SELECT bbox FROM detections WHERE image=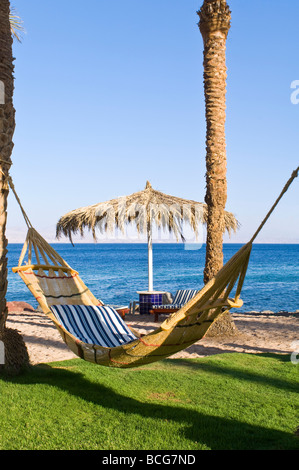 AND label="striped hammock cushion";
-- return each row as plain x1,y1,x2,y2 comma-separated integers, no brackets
50,304,137,348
